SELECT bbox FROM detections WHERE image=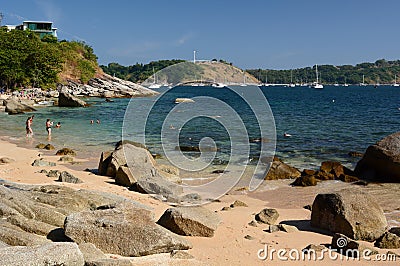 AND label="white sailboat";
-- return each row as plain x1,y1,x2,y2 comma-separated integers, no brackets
148,67,161,89
310,64,323,89
289,70,295,87
240,73,247,86
344,77,349,87
359,75,366,86
393,75,399,87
